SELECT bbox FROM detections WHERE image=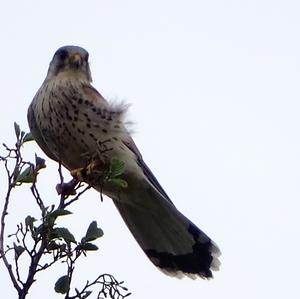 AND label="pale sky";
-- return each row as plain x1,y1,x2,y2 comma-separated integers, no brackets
1,1,300,298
